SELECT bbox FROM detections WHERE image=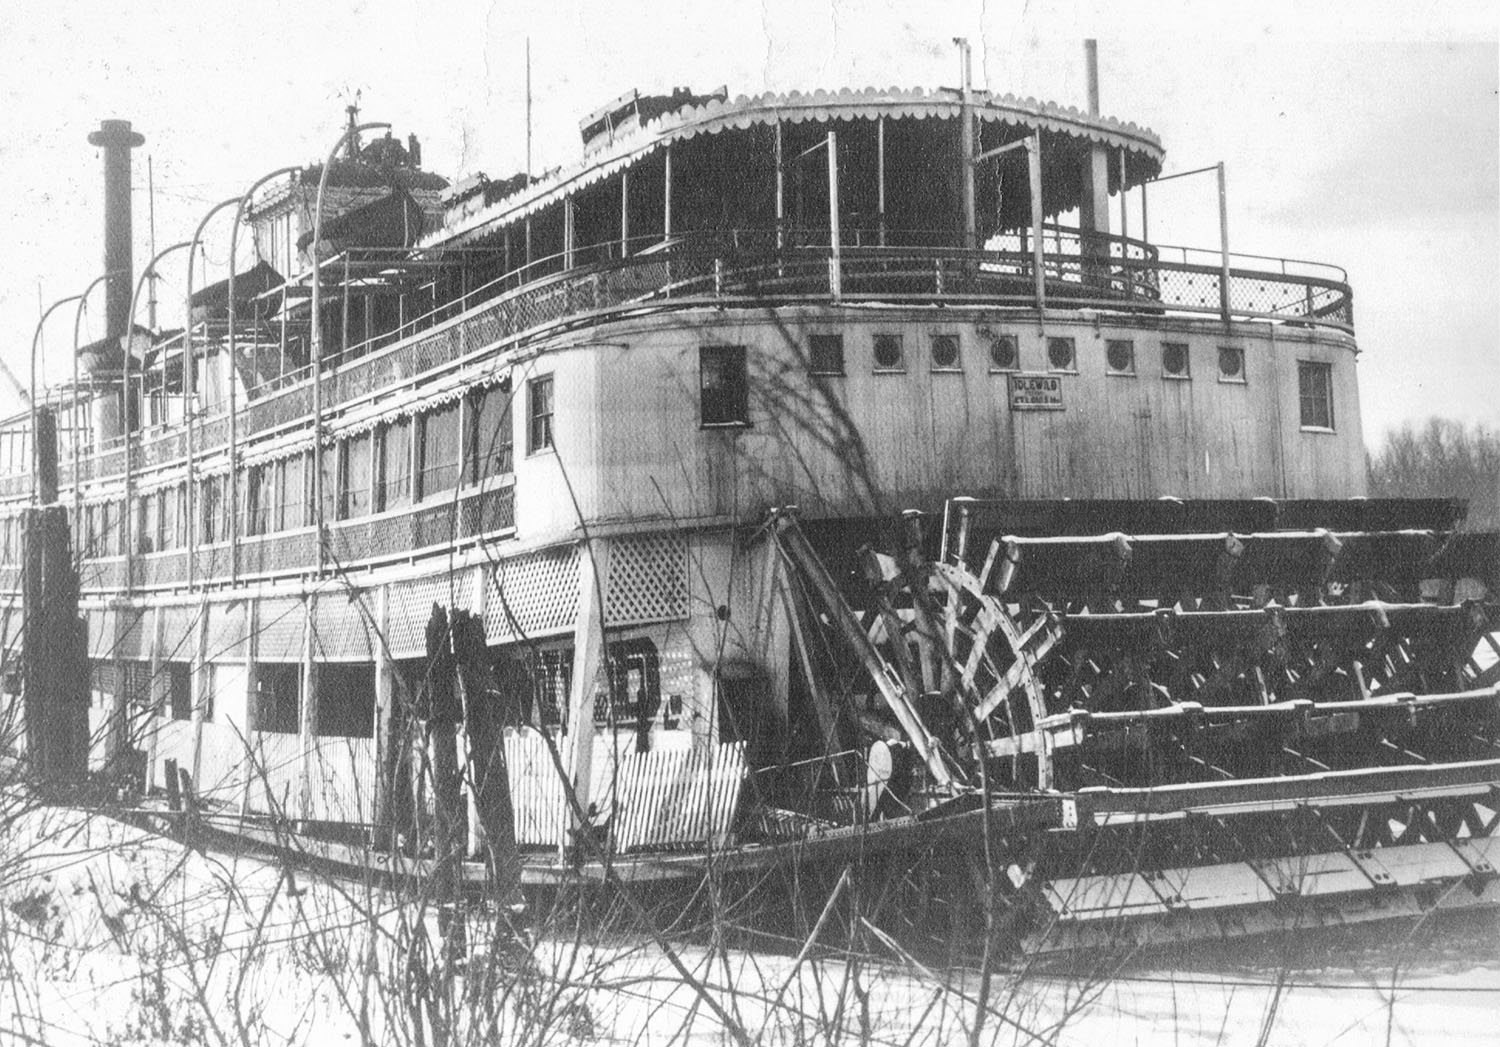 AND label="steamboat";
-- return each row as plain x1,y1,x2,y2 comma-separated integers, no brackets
5,43,1498,955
